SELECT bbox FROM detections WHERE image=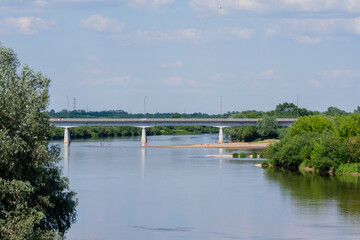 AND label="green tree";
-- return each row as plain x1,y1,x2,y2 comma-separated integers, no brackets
325,106,346,117
275,102,310,118
289,115,335,136
257,115,278,139
0,44,77,239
